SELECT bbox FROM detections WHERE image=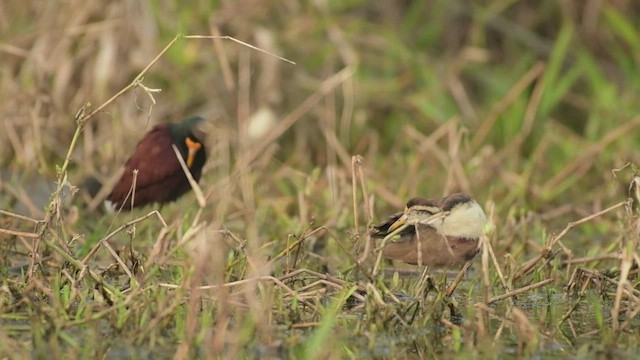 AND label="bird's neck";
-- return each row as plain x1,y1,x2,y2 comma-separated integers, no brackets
436,202,487,238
